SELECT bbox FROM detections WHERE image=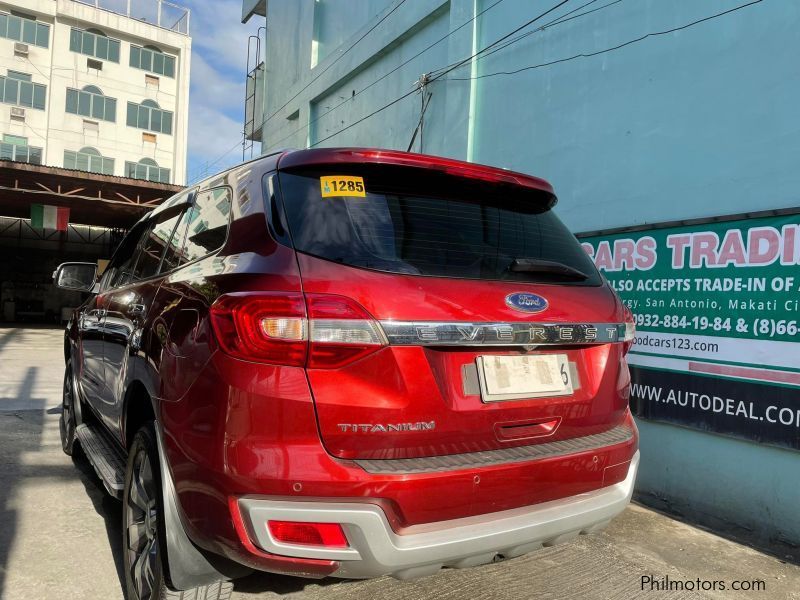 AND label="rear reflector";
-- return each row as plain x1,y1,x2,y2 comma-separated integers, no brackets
268,521,349,548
